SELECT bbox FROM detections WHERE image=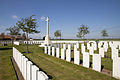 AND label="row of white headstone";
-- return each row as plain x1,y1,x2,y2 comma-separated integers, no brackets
77,41,120,79
14,41,20,45
24,40,84,45
13,47,48,80
44,44,101,72
44,41,120,79
24,41,43,45
79,41,120,79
